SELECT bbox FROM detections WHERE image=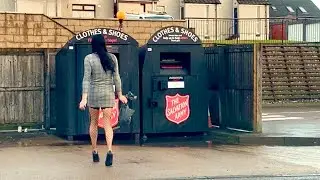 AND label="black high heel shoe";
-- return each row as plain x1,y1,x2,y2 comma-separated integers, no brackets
105,151,113,166
92,151,100,163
